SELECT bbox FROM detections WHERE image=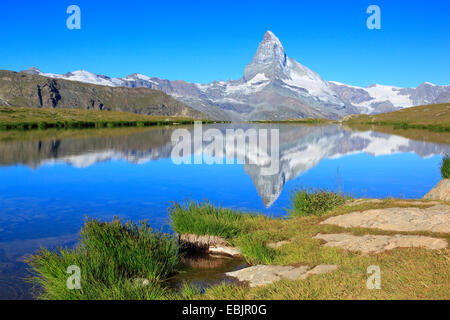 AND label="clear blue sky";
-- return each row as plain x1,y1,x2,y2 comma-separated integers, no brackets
0,0,448,87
